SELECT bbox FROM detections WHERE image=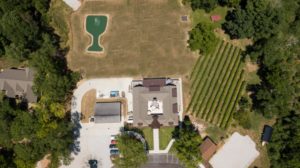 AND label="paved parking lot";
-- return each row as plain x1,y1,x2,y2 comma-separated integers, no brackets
71,78,134,115
62,123,122,168
63,78,134,168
